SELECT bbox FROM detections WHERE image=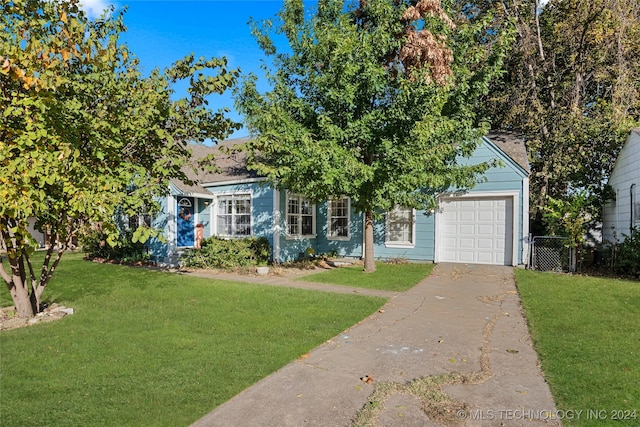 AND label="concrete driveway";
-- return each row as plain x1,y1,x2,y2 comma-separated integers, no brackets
190,263,561,426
